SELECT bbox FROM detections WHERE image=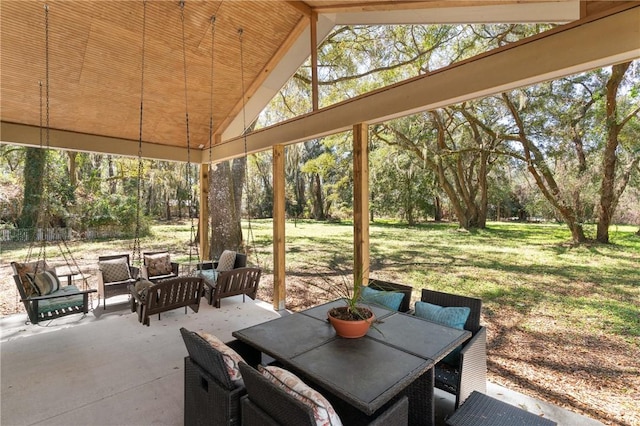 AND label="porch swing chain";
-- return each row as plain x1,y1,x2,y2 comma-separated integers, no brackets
238,28,259,267
181,1,198,272
208,16,216,166
132,0,147,273
39,4,88,291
